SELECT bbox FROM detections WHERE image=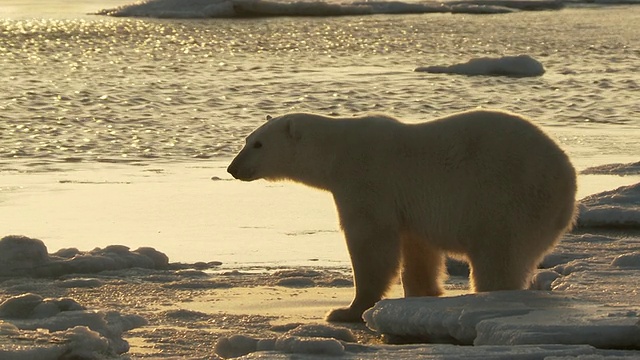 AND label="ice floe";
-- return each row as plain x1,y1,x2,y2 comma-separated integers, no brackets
95,0,568,18
363,291,640,348
414,55,545,77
